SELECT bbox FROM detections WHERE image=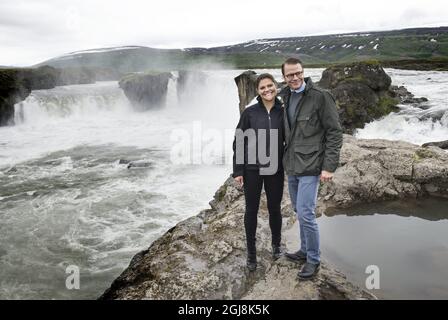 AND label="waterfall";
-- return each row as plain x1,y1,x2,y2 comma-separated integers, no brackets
165,71,178,109
14,81,131,124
